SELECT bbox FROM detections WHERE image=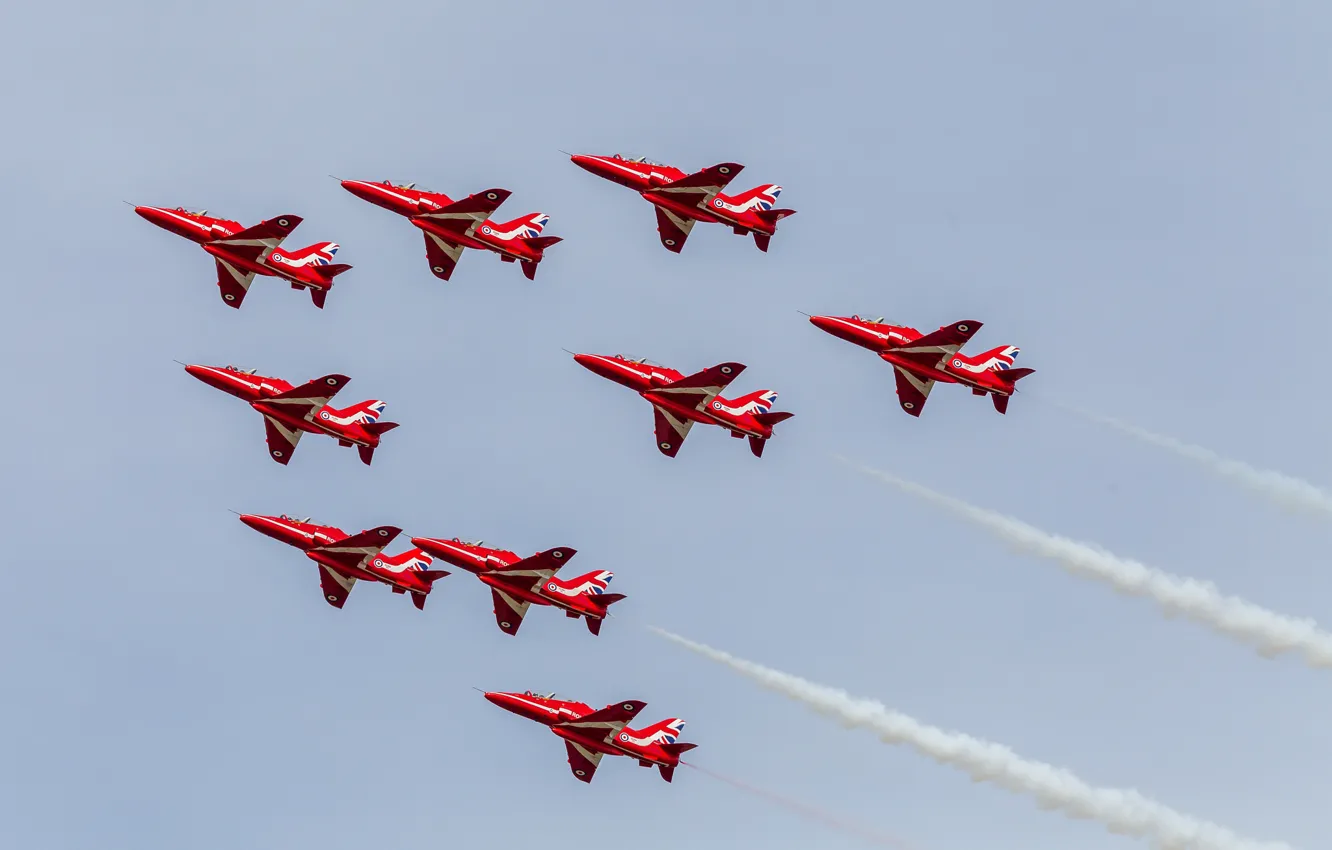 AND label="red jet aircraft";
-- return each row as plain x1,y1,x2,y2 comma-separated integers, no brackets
183,363,399,465
484,690,696,783
807,315,1035,416
569,153,795,253
134,205,351,308
339,179,561,281
572,353,793,457
239,513,448,609
409,536,625,636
